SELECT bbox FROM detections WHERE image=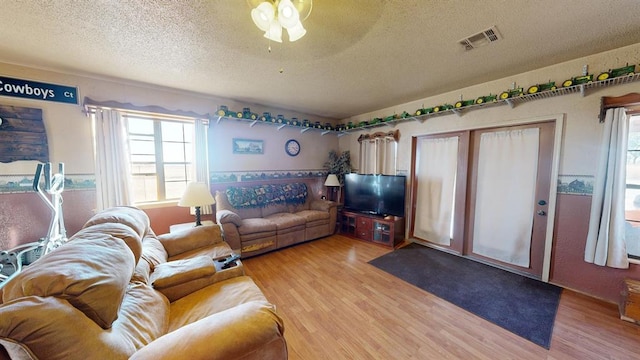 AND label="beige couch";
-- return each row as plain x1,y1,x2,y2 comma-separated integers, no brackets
215,182,338,257
0,206,287,360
